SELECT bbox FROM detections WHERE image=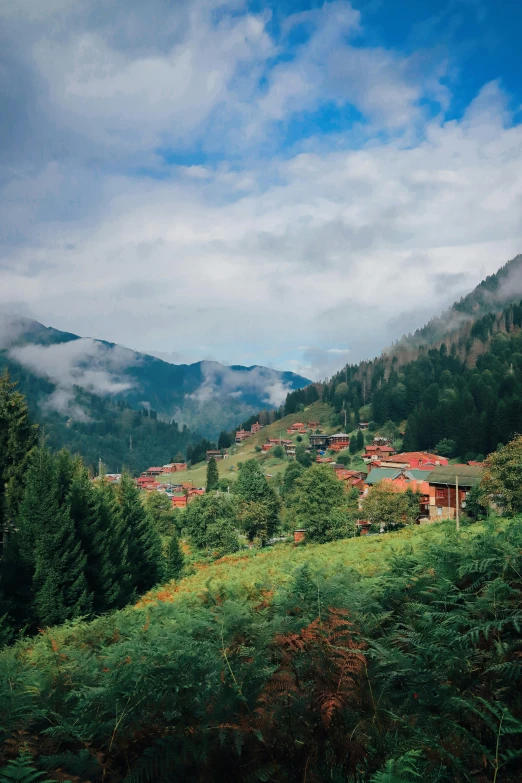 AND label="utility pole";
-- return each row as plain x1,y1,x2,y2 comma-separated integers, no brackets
129,435,133,452
455,475,460,532
98,457,102,478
